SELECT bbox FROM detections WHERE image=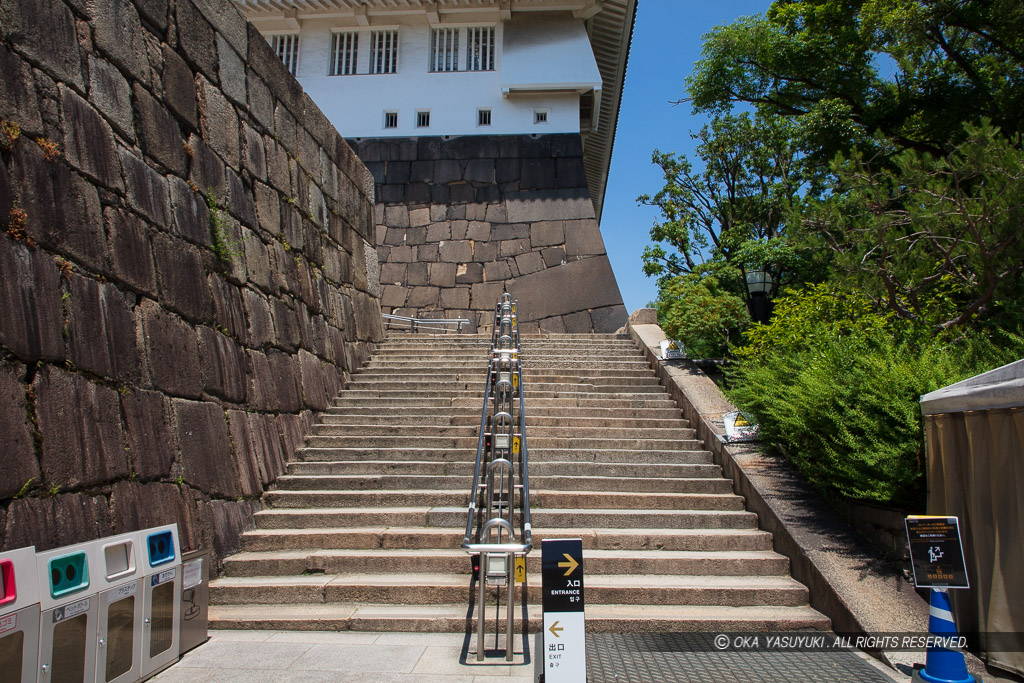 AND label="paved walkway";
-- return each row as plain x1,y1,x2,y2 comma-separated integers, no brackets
153,630,908,682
